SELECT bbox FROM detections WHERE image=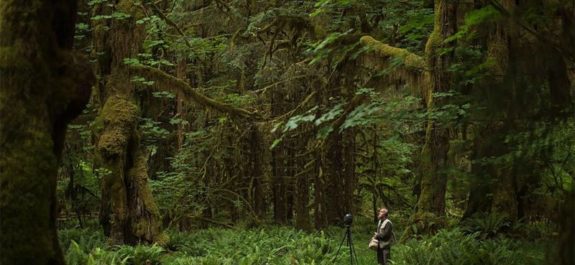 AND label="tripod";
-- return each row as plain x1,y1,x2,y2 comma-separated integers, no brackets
334,225,359,265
